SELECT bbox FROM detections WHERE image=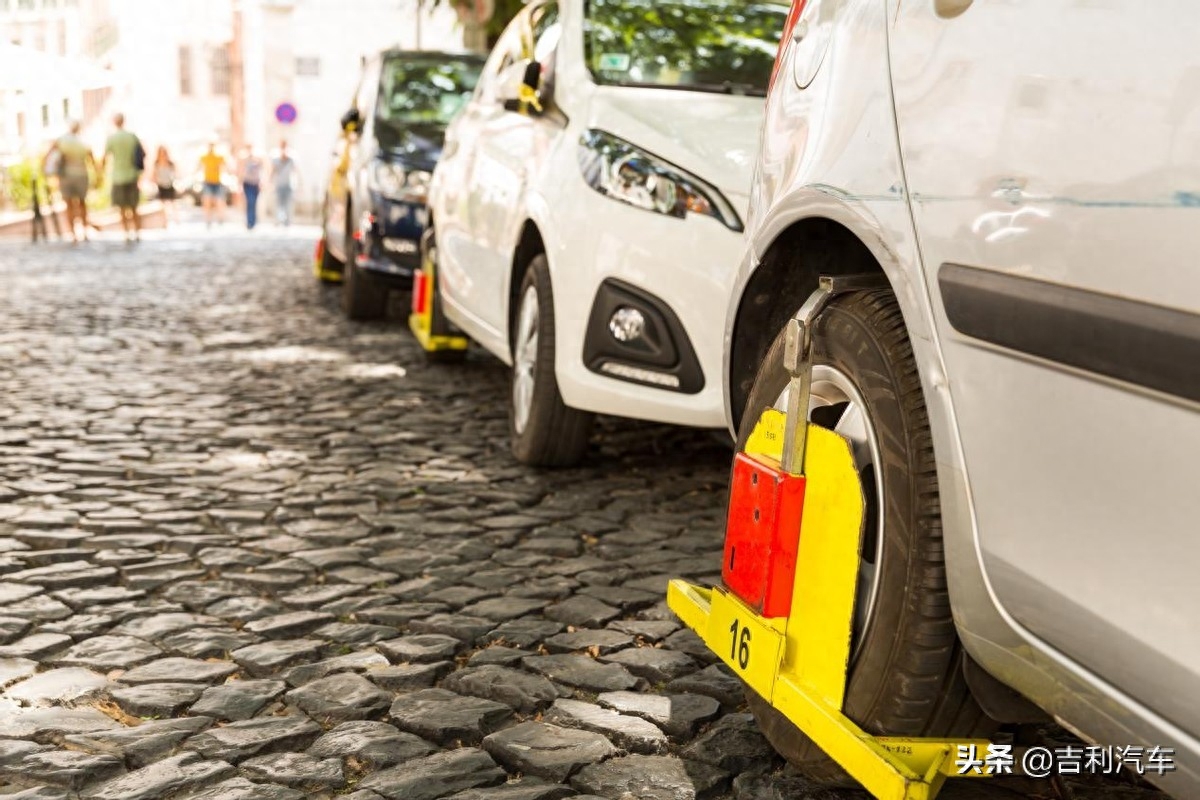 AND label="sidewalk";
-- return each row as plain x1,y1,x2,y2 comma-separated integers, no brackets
0,200,167,240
